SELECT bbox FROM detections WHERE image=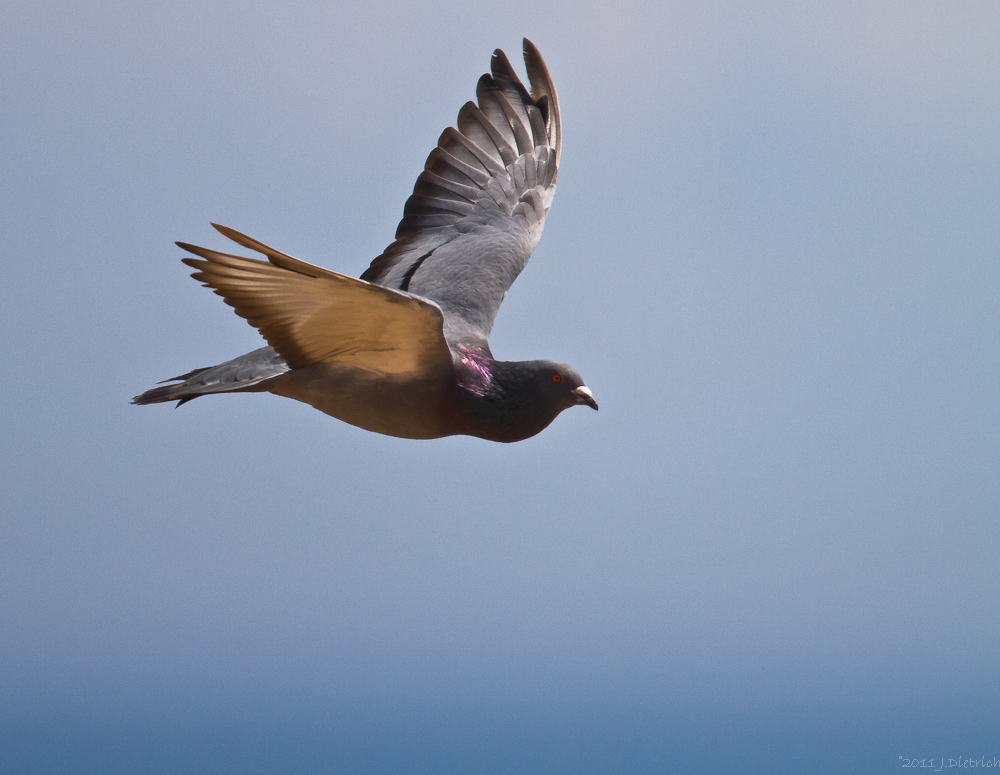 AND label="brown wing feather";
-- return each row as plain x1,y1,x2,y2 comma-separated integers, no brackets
178,229,451,376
